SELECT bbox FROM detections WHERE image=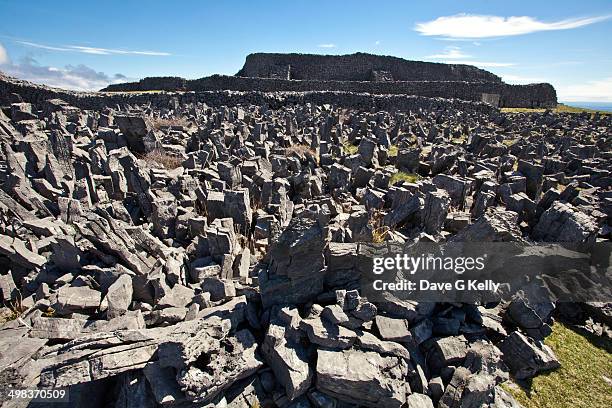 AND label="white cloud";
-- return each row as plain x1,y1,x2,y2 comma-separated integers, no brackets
0,54,129,91
557,77,612,102
317,43,337,48
0,43,8,64
441,60,516,68
375,40,381,45
426,46,471,59
500,74,546,84
415,14,611,39
69,46,171,56
16,40,171,56
424,46,514,68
